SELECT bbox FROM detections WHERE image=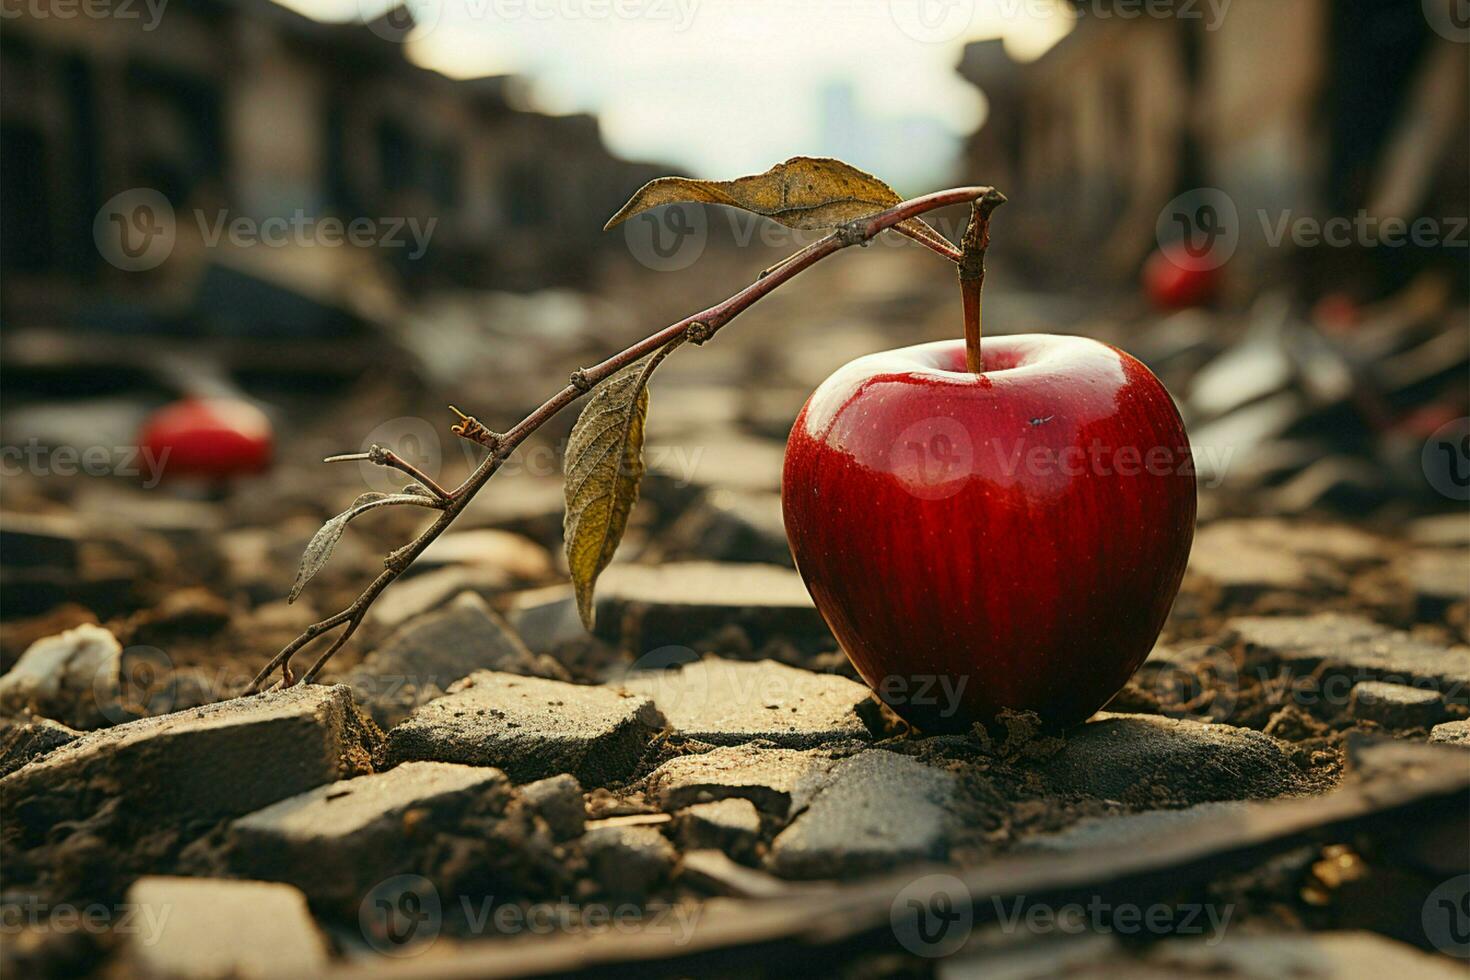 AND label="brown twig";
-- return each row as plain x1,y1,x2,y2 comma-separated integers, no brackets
245,184,1001,694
